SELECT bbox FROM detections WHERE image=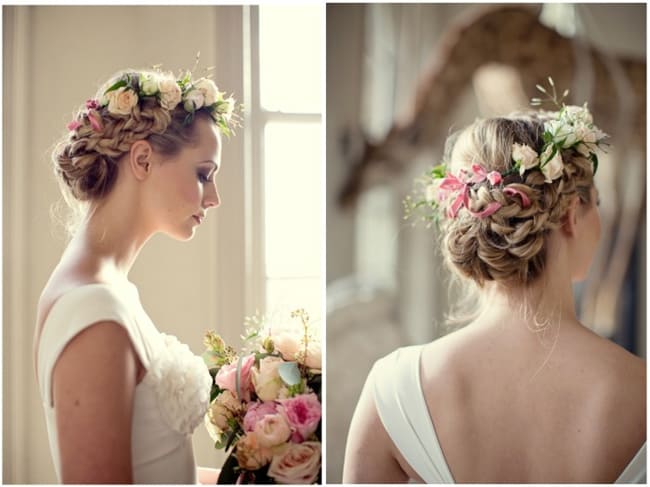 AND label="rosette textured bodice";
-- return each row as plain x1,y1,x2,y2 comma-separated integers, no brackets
37,283,211,483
